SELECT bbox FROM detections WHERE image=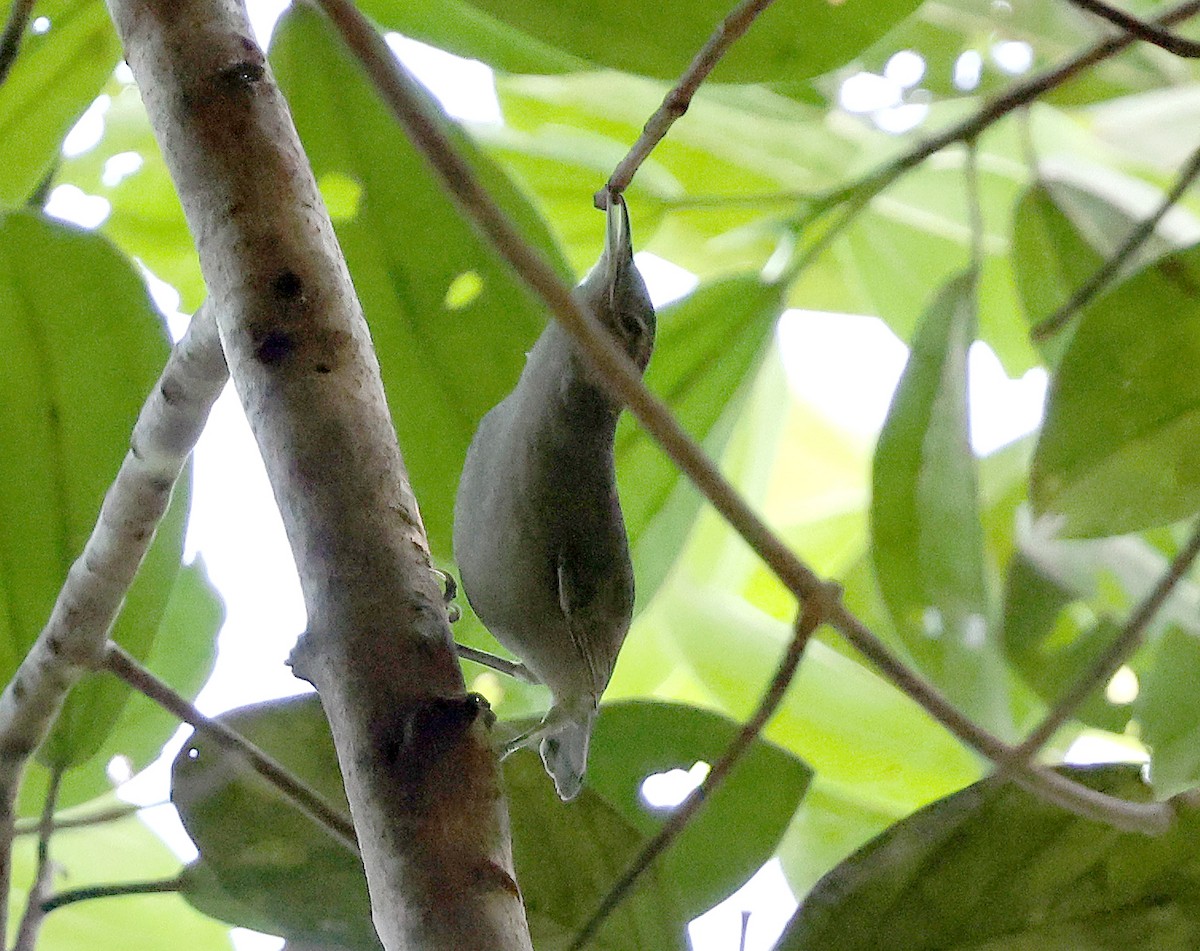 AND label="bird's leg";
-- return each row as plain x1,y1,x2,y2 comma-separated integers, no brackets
455,644,540,684
433,568,462,623
499,704,571,760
